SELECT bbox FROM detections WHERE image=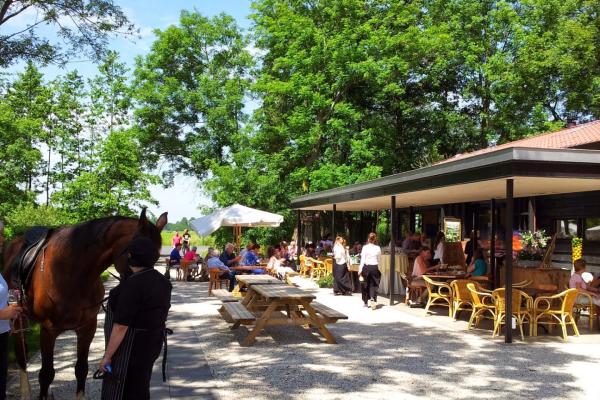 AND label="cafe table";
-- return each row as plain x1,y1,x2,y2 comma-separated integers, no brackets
237,284,343,346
